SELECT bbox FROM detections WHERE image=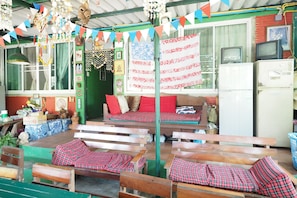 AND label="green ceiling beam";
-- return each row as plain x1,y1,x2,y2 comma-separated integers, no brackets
71,0,209,21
